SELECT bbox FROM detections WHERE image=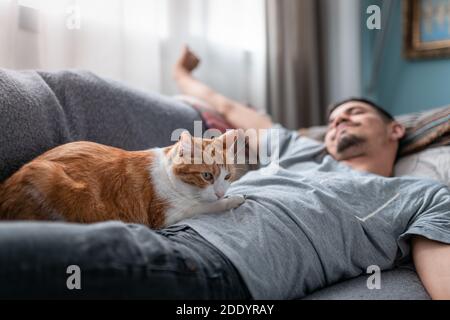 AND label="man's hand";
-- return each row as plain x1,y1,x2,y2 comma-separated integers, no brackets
412,236,450,299
173,45,201,78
